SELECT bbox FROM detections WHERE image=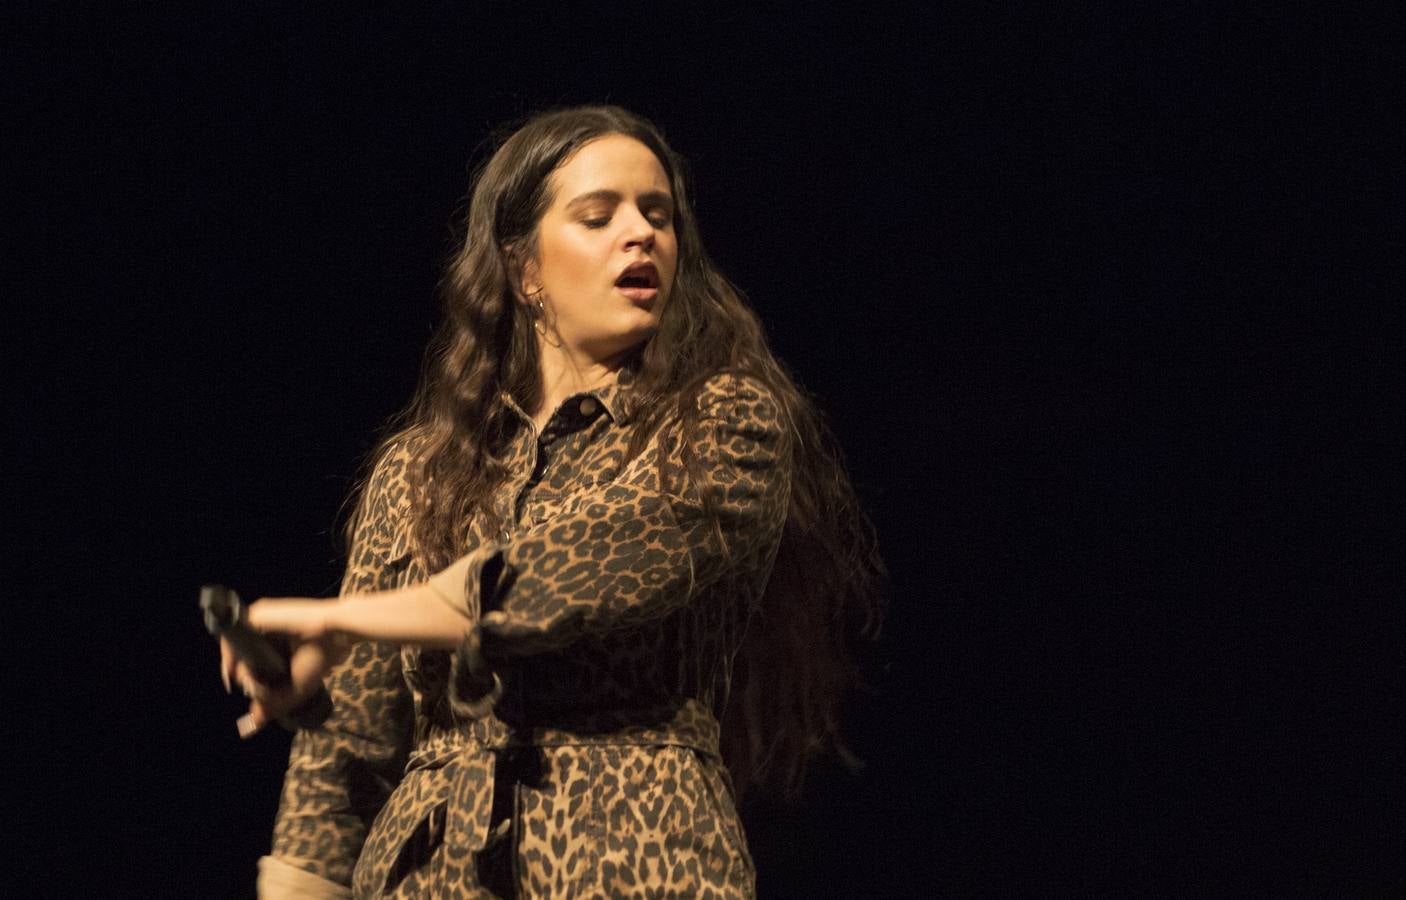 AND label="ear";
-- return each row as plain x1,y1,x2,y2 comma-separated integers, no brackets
519,257,542,303
503,243,540,305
